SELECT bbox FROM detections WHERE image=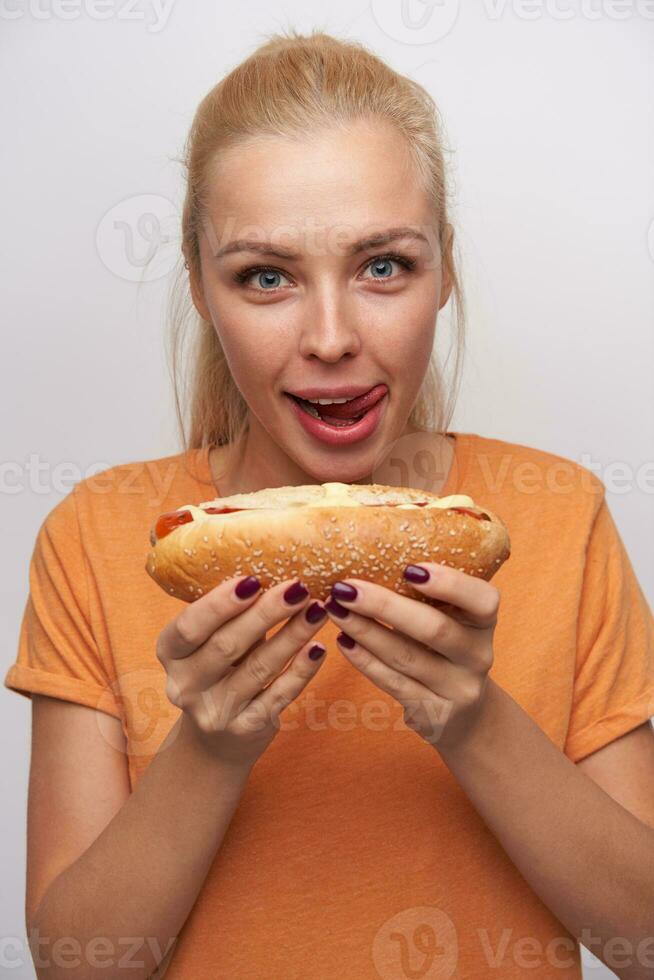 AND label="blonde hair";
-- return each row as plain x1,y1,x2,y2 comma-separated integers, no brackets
168,28,466,477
